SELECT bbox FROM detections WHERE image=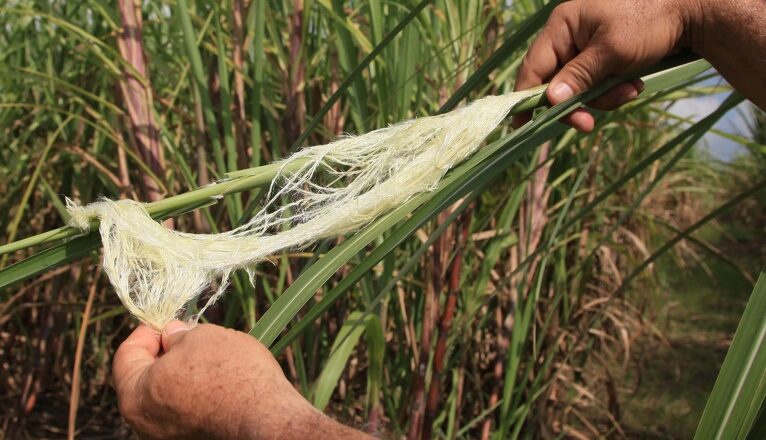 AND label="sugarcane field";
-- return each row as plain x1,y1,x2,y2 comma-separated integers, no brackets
1,0,765,438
